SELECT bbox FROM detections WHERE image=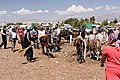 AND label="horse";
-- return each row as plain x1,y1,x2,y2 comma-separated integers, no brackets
87,39,101,61
72,30,89,60
61,30,72,43
39,34,61,58
39,35,53,58
73,38,85,63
